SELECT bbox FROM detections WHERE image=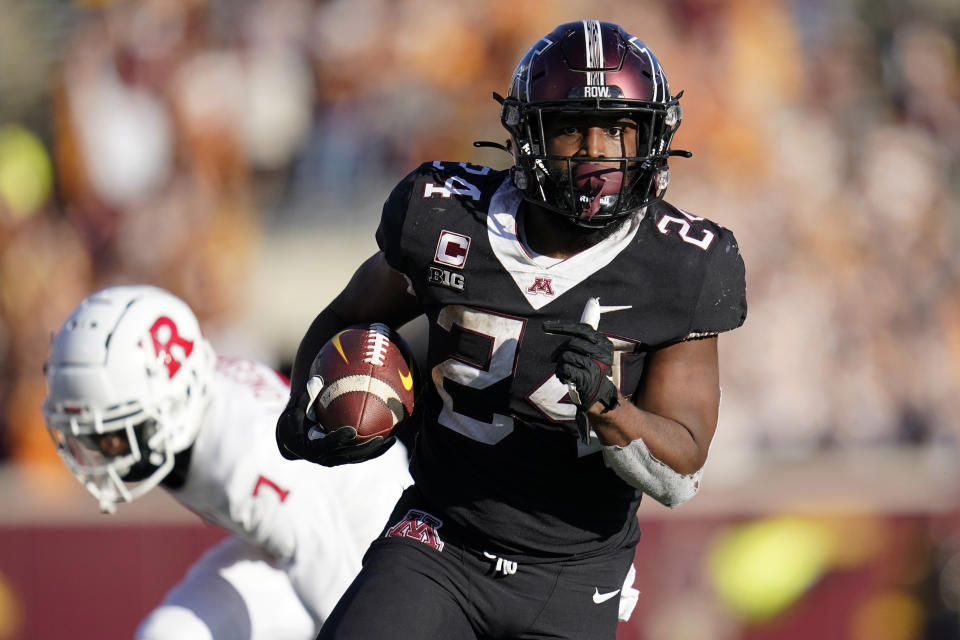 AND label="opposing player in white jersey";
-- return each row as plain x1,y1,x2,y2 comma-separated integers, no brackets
42,285,413,640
